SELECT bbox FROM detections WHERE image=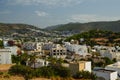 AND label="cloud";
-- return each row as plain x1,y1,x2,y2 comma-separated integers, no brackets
35,11,48,17
7,0,84,6
0,10,11,14
68,14,120,22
